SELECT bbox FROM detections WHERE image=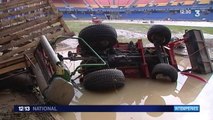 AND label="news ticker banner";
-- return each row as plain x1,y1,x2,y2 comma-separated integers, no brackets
14,105,200,112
